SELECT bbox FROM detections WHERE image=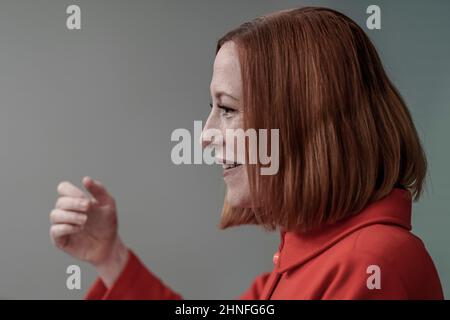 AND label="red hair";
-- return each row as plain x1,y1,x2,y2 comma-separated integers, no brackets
216,7,427,232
